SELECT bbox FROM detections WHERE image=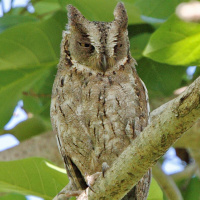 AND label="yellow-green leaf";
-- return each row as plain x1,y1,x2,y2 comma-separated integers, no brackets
143,15,200,66
147,177,163,200
0,157,68,200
